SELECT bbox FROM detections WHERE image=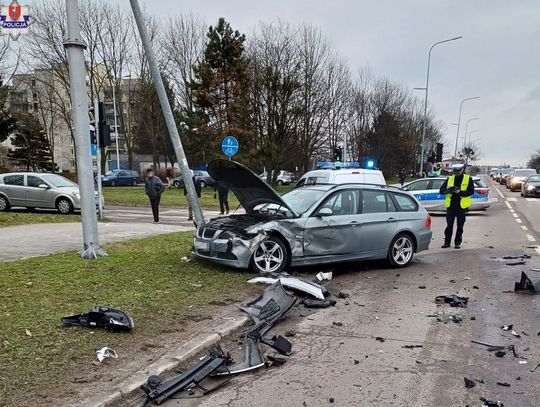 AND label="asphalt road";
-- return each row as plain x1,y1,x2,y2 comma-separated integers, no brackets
159,177,540,407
